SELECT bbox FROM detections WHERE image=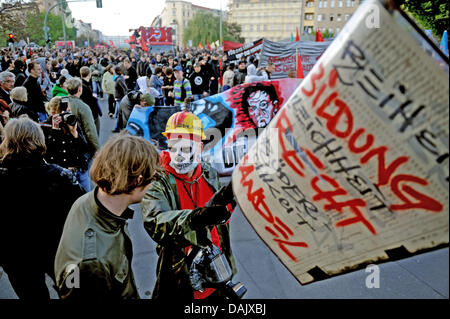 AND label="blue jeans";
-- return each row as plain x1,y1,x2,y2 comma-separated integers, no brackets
114,99,121,130
92,80,103,97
